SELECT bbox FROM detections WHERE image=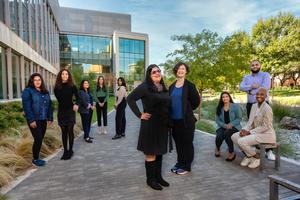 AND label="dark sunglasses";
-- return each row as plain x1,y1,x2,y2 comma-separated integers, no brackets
151,69,161,75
